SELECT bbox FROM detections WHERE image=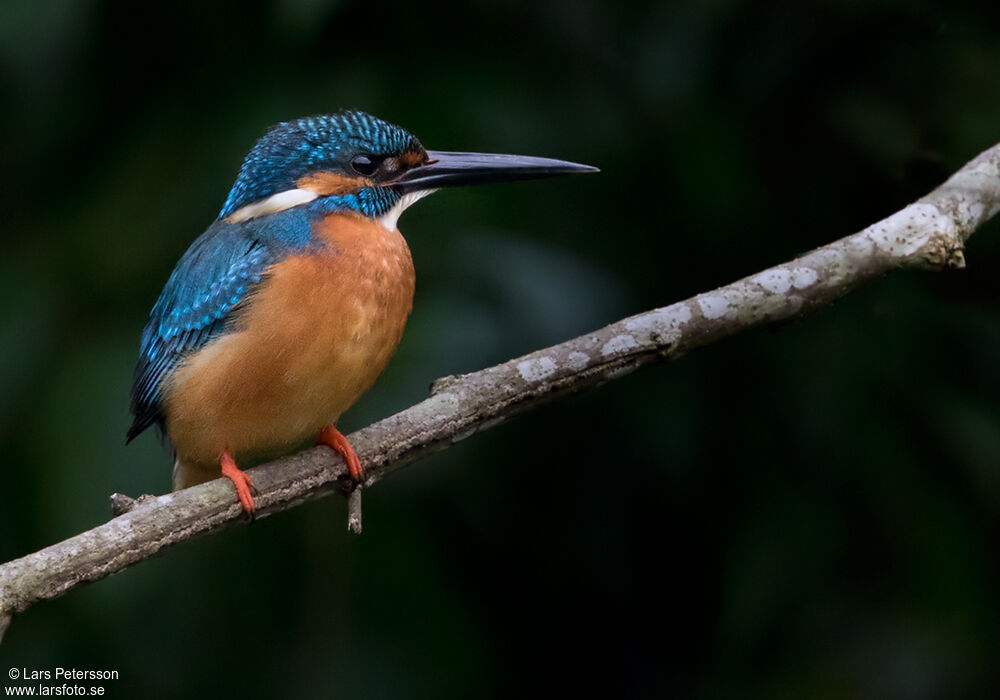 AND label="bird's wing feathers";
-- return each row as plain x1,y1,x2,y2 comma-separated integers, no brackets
127,211,314,442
